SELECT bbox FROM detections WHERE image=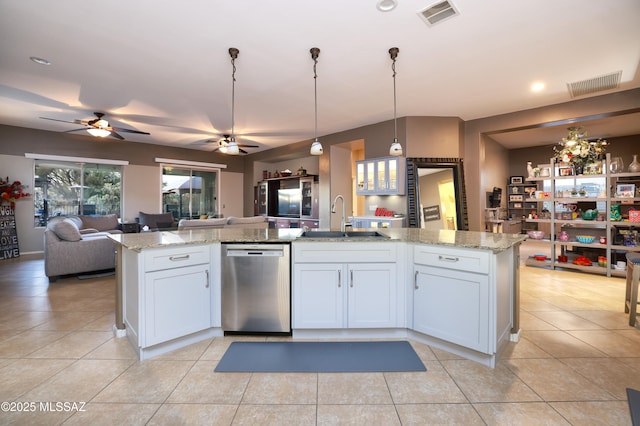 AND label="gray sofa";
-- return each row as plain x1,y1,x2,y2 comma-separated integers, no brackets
178,216,268,230
44,214,122,281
